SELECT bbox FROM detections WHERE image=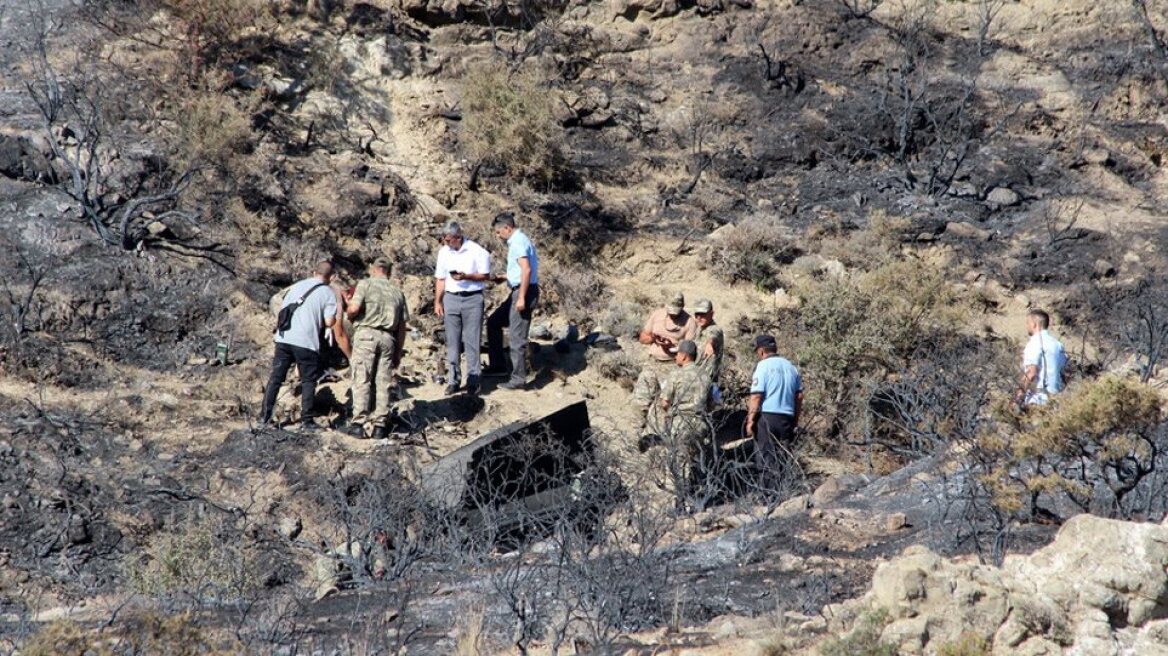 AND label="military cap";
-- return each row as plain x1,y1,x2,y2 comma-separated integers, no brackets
666,292,685,315
694,299,713,314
